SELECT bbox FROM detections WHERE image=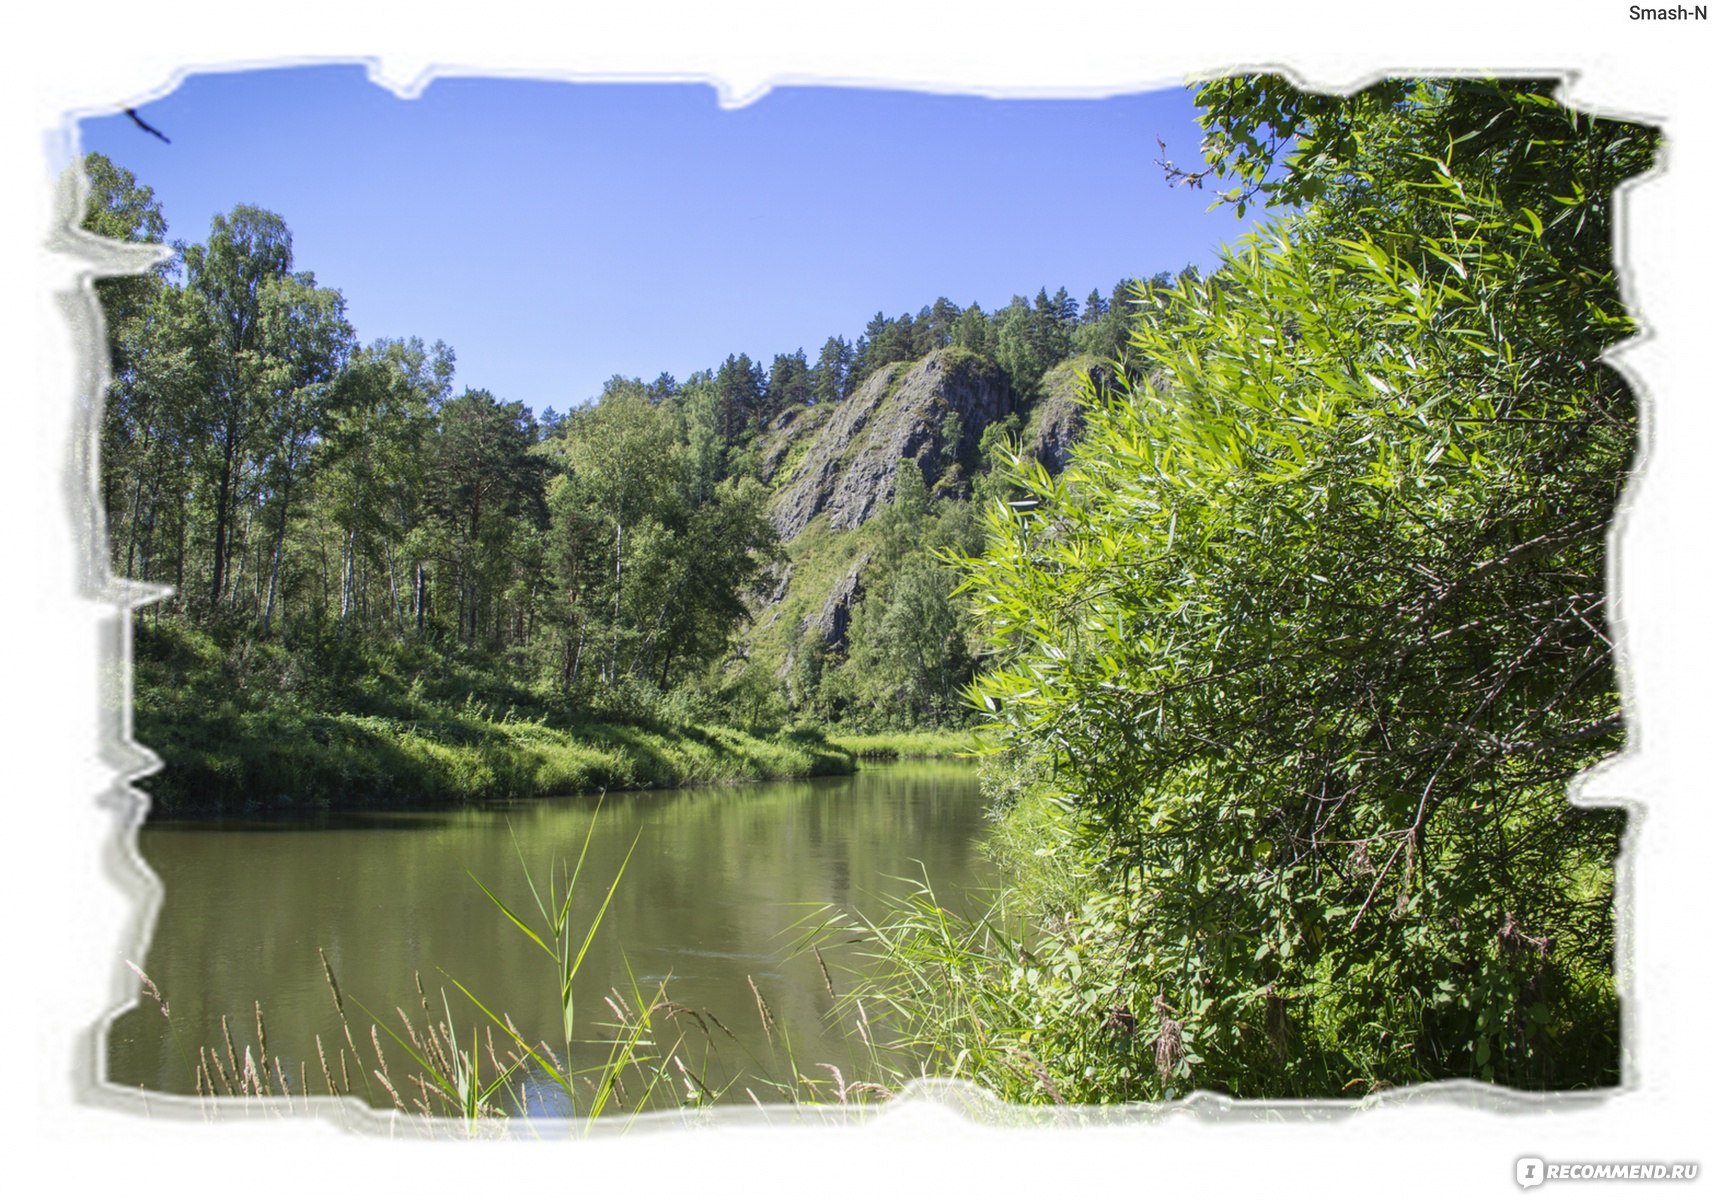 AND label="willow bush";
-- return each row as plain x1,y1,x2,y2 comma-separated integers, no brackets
937,79,1655,1098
